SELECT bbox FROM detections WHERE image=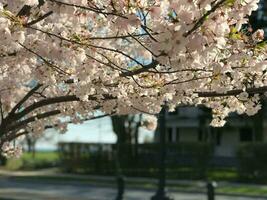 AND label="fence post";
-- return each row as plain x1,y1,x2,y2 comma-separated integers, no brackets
207,181,217,200
115,175,125,200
